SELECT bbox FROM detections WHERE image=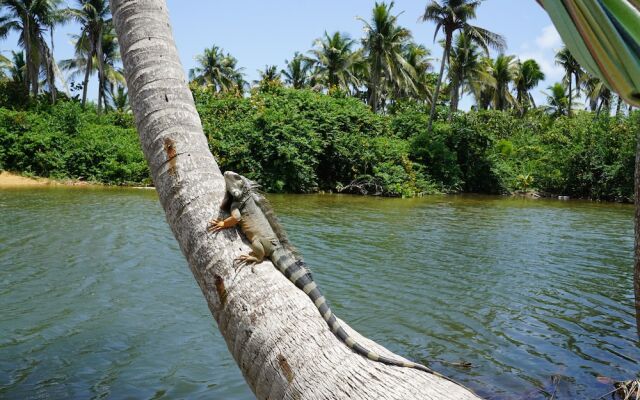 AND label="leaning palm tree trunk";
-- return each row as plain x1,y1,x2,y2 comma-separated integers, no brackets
109,1,480,398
